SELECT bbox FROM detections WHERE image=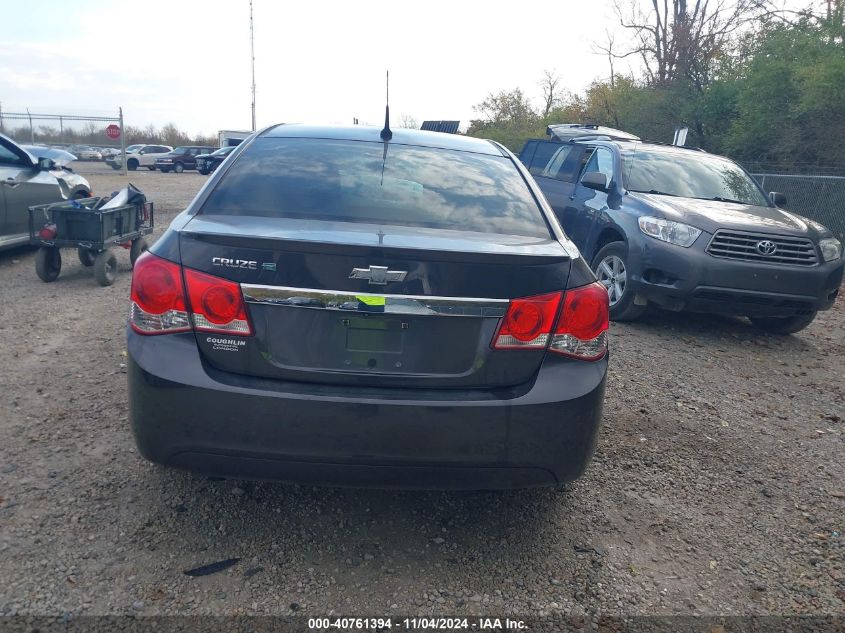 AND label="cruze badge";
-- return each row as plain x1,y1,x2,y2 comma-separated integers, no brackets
349,265,407,285
755,240,777,256
212,257,276,271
